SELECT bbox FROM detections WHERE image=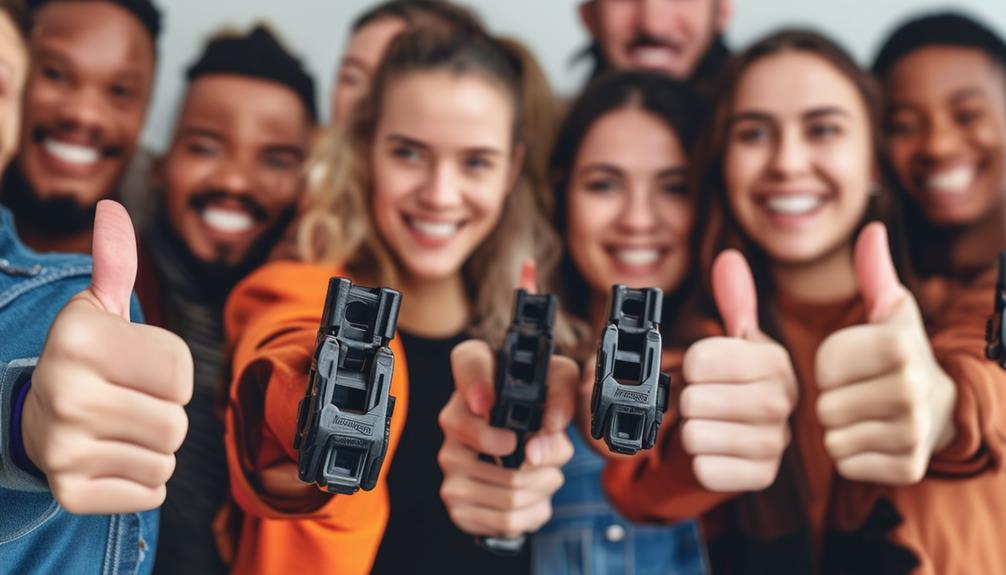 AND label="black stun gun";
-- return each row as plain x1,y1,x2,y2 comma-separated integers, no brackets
478,289,557,555
987,251,1006,370
294,277,401,495
590,285,670,456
